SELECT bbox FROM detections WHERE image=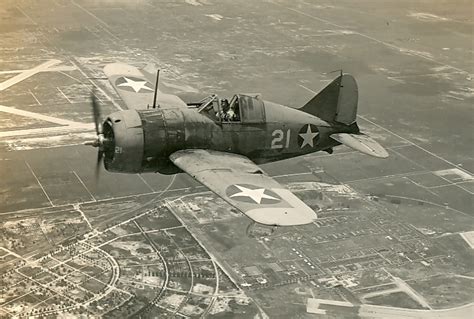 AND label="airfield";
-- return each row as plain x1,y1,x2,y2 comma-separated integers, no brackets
0,0,473,318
